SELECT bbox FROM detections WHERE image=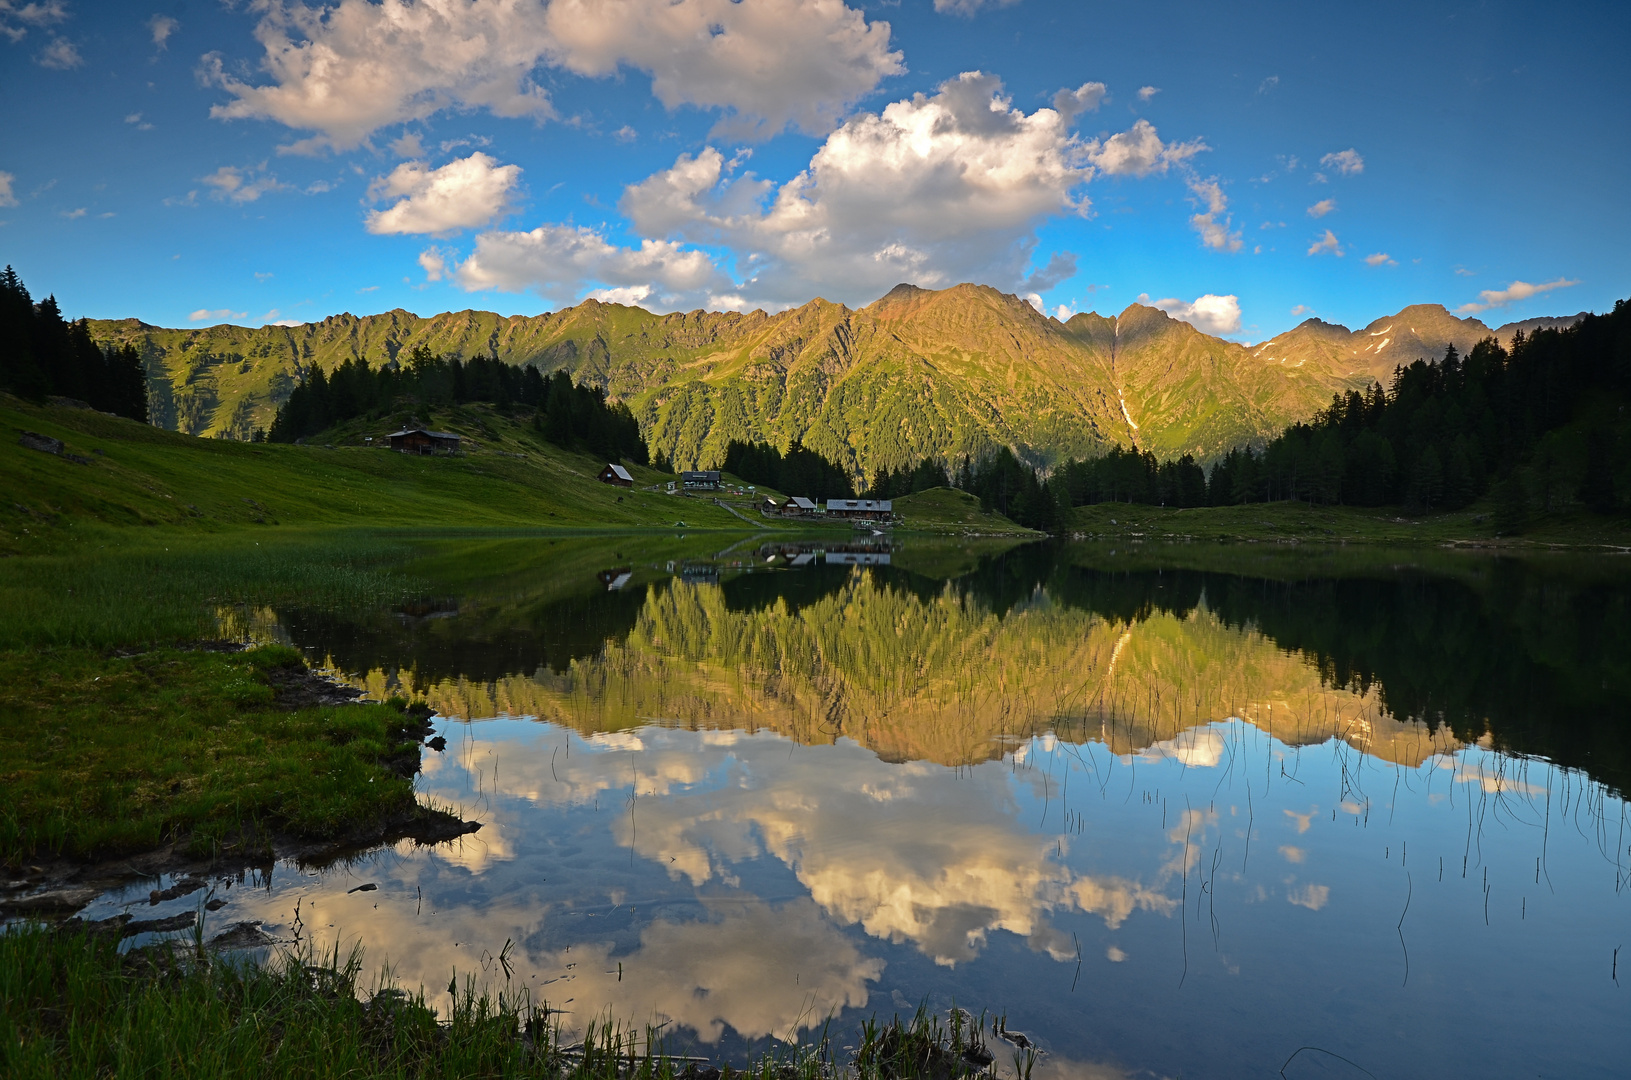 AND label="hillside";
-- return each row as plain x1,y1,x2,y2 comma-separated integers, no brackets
0,397,748,555
1,397,1037,553
86,285,1583,474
